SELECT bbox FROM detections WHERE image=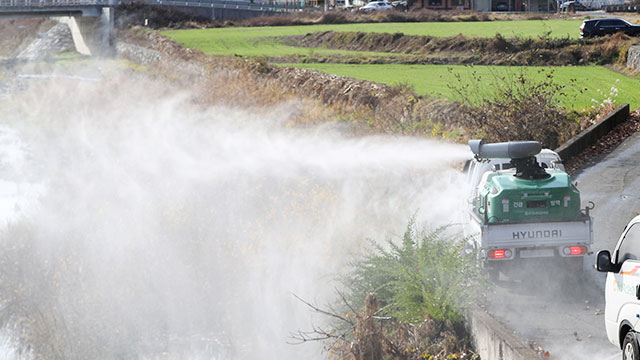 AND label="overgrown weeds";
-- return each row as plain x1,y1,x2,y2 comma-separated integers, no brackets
449,68,578,148
293,220,484,359
115,2,559,30
285,31,636,66
122,27,621,151
341,222,486,326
